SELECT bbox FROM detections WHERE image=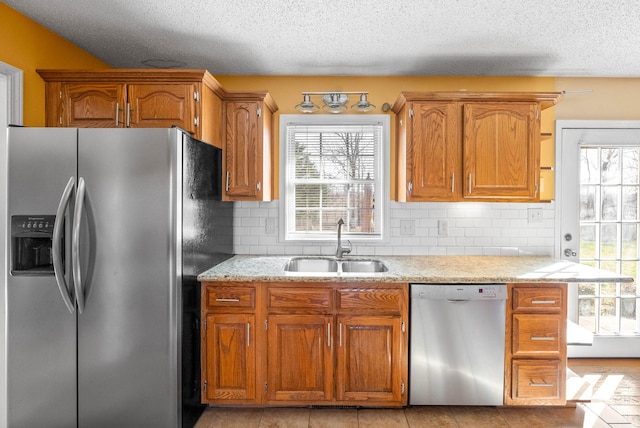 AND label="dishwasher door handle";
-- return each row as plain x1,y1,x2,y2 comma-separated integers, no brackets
446,299,471,303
